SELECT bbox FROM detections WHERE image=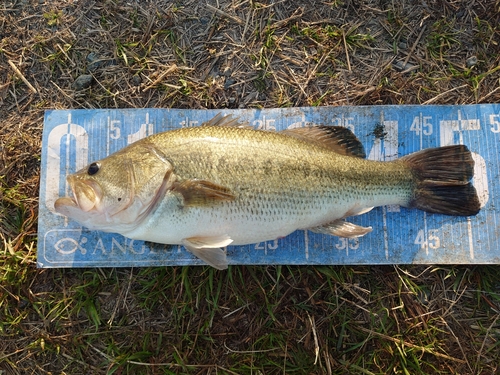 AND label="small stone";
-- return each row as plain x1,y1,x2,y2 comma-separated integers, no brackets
86,52,118,72
131,75,142,86
87,58,118,72
466,56,478,68
208,67,221,79
87,60,103,72
72,74,93,90
393,60,417,72
224,78,236,89
86,52,99,63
